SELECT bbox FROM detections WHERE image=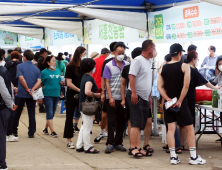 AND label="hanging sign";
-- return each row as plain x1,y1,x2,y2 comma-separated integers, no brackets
45,28,82,46
84,19,147,44
0,30,17,46
148,2,222,43
18,35,44,48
